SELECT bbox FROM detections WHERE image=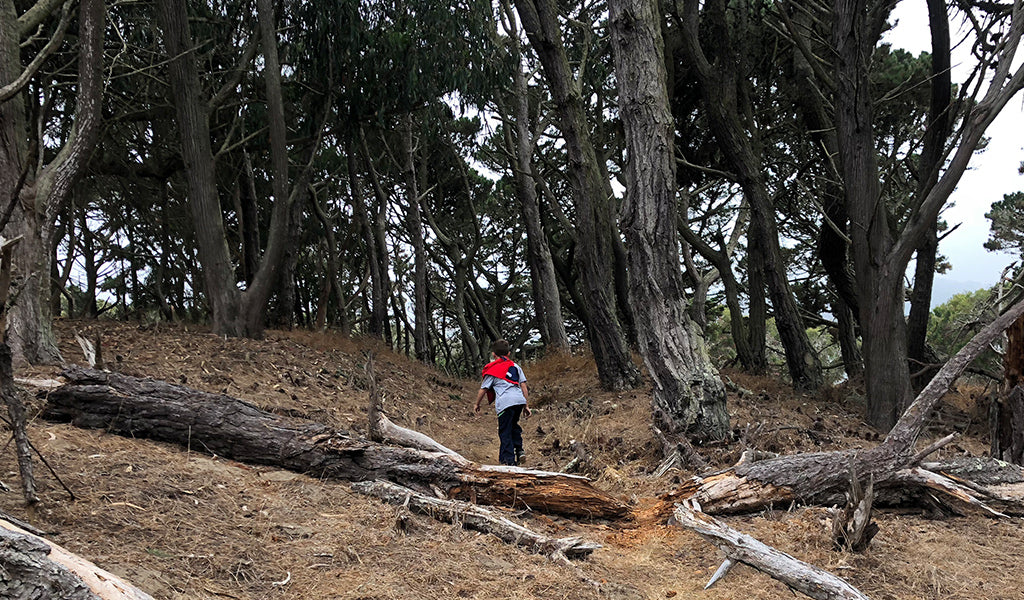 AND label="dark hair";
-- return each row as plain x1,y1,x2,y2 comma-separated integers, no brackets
490,339,510,357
